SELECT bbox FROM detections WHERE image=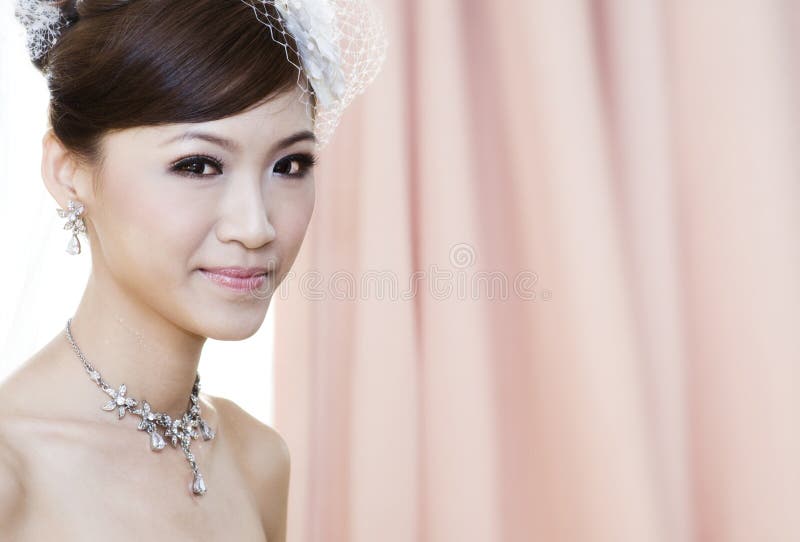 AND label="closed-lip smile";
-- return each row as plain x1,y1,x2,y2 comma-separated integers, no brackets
199,266,268,278
198,266,270,293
